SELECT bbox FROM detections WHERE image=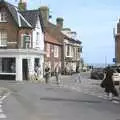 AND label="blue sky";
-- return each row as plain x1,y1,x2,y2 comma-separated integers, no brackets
10,0,120,65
